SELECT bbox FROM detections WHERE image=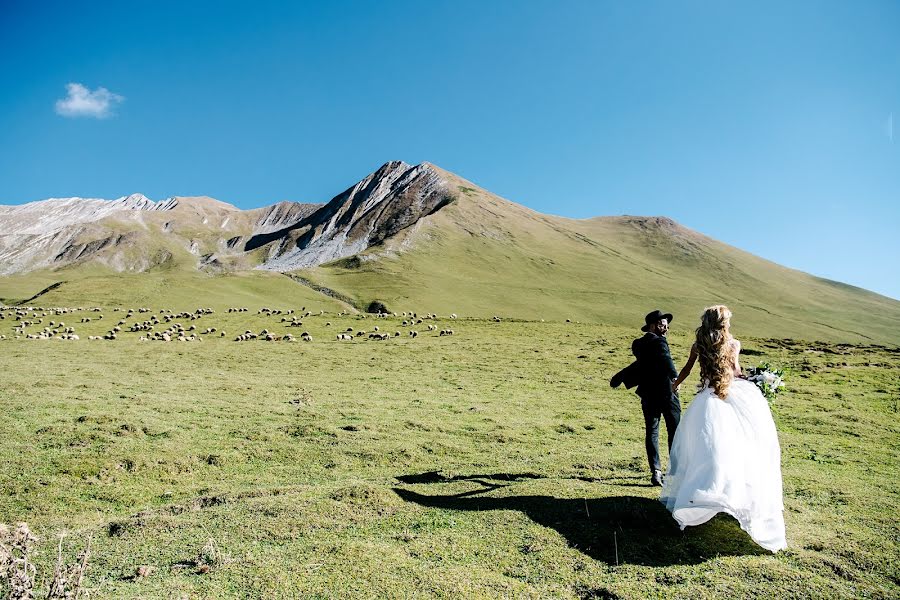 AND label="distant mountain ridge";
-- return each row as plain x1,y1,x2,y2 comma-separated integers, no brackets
0,191,323,274
1,193,170,235
2,161,899,344
0,160,452,274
